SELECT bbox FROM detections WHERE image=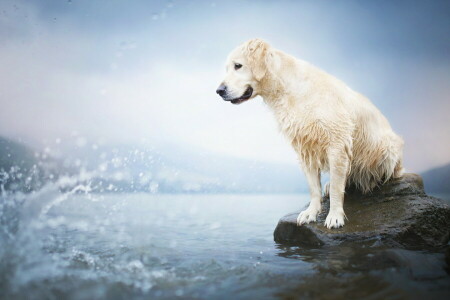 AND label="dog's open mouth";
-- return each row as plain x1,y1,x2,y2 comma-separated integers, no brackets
230,87,253,104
